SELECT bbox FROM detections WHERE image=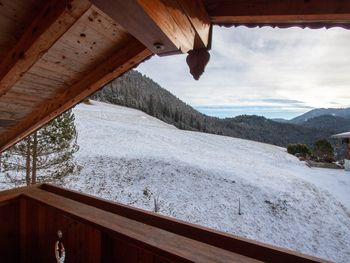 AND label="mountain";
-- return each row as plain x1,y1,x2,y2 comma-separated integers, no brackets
271,118,289,123
290,108,350,124
301,115,350,134
60,101,349,262
91,70,331,148
218,115,331,147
